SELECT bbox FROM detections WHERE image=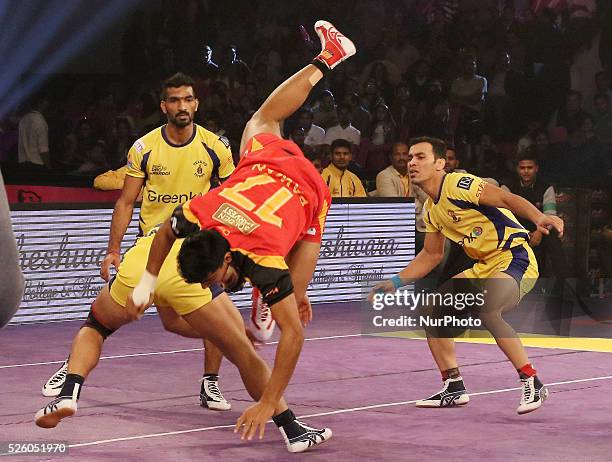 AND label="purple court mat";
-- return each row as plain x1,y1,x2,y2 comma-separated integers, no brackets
1,303,612,461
